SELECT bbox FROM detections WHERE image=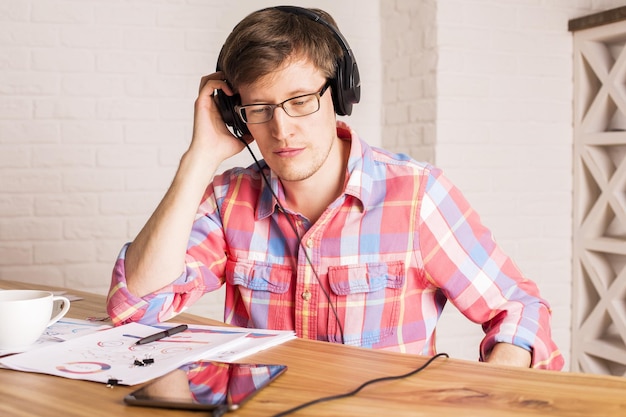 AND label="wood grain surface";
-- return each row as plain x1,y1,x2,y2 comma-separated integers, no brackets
1,280,625,417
